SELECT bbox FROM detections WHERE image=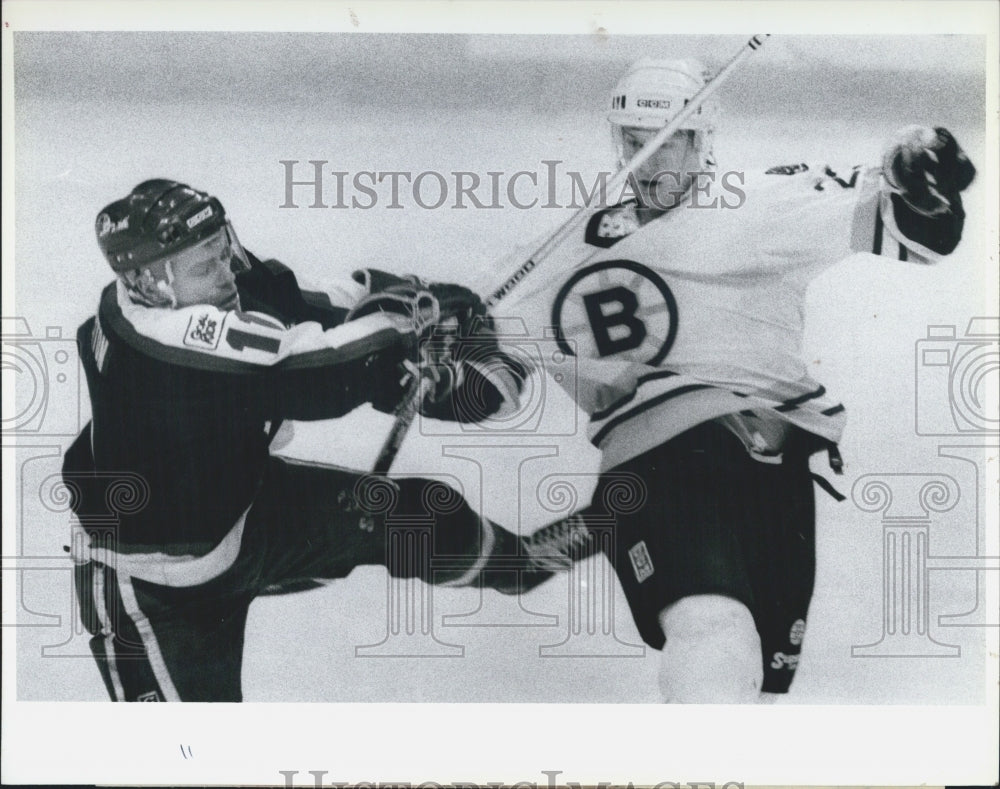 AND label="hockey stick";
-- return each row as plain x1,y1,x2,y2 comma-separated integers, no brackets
485,33,770,310
371,368,434,474
369,289,442,475
369,364,598,568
